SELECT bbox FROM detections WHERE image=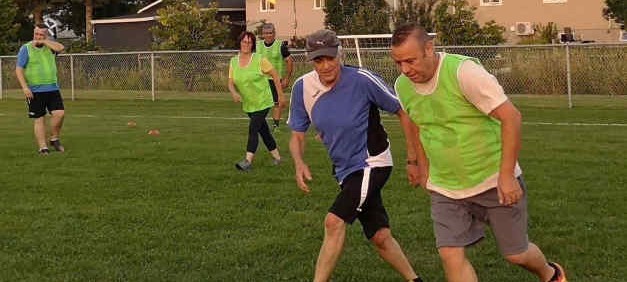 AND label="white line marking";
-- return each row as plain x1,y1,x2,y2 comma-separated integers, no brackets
2,112,626,126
